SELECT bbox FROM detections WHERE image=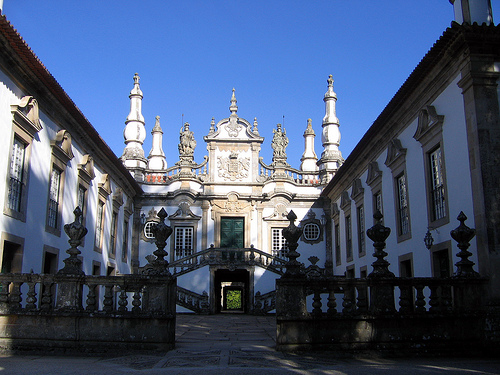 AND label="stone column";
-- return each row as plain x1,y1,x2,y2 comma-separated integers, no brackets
458,55,500,303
